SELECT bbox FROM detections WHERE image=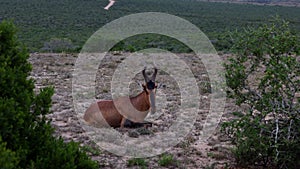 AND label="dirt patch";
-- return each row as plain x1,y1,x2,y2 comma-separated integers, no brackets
29,53,237,168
